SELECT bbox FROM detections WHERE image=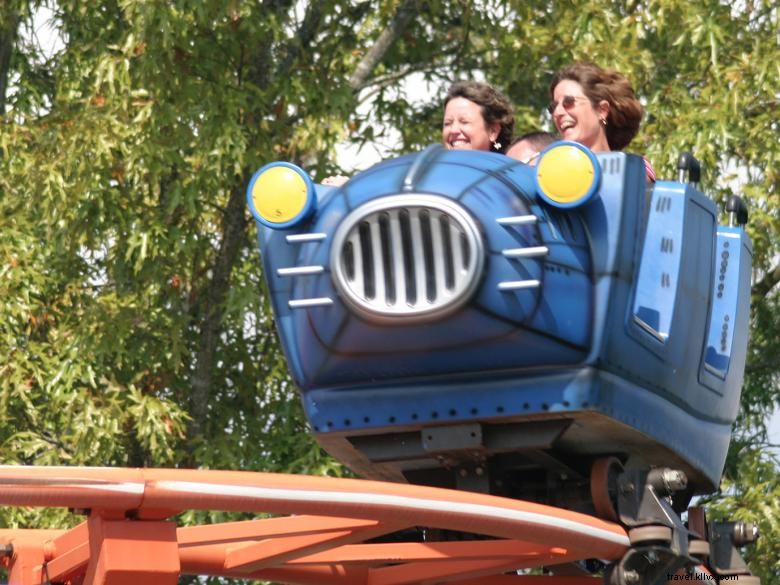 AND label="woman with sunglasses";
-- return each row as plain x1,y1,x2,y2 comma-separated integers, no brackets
548,63,655,181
